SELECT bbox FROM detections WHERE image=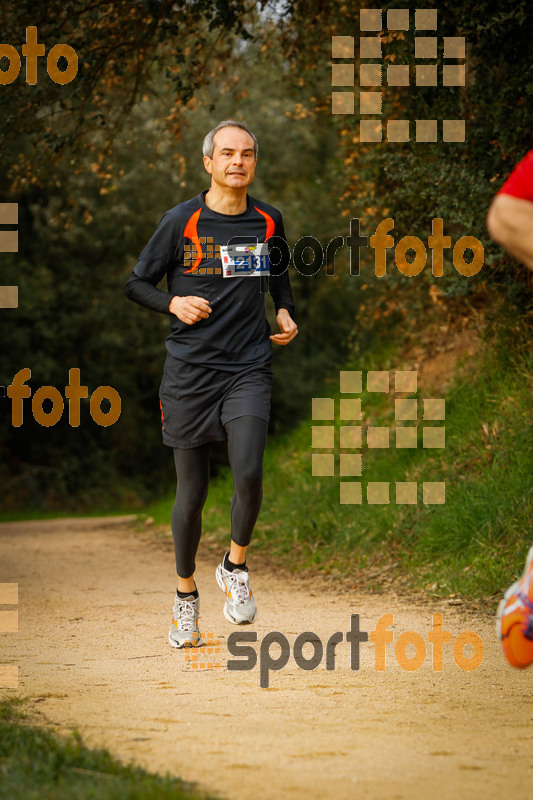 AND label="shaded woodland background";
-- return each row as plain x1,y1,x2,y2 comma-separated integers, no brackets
0,0,531,511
